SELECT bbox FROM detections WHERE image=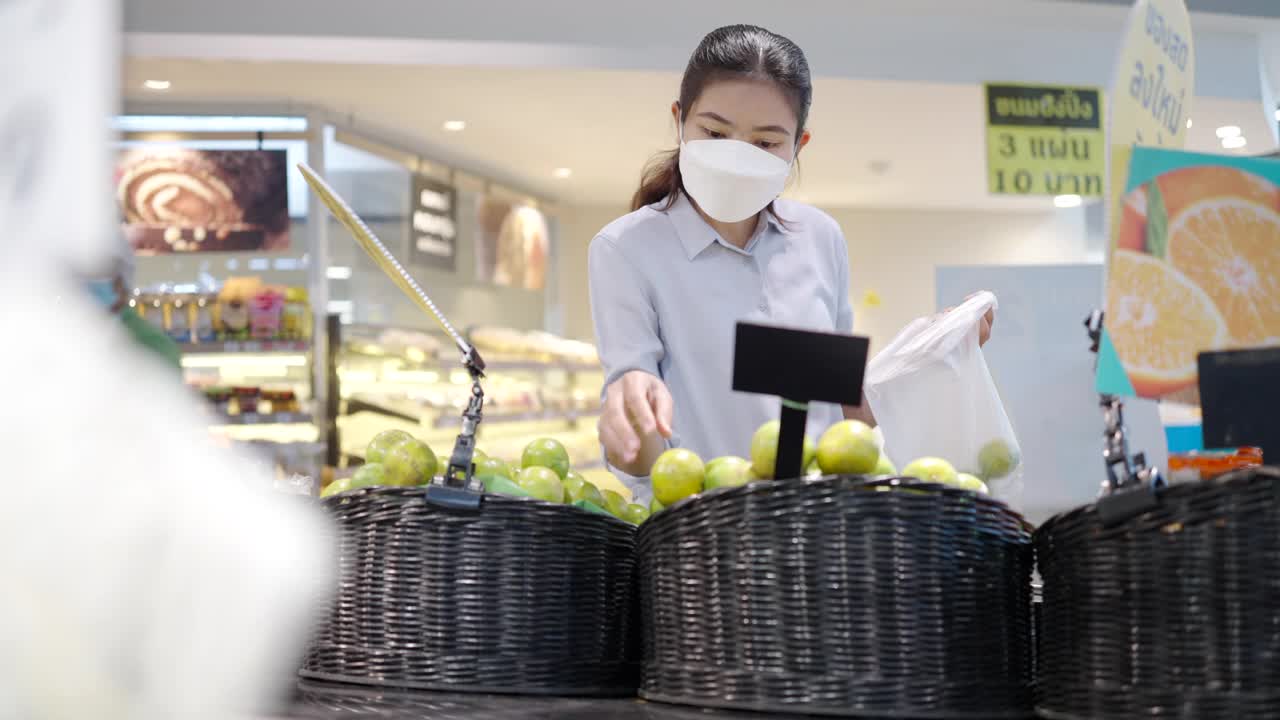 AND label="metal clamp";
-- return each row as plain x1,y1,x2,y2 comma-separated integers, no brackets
1085,310,1164,523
